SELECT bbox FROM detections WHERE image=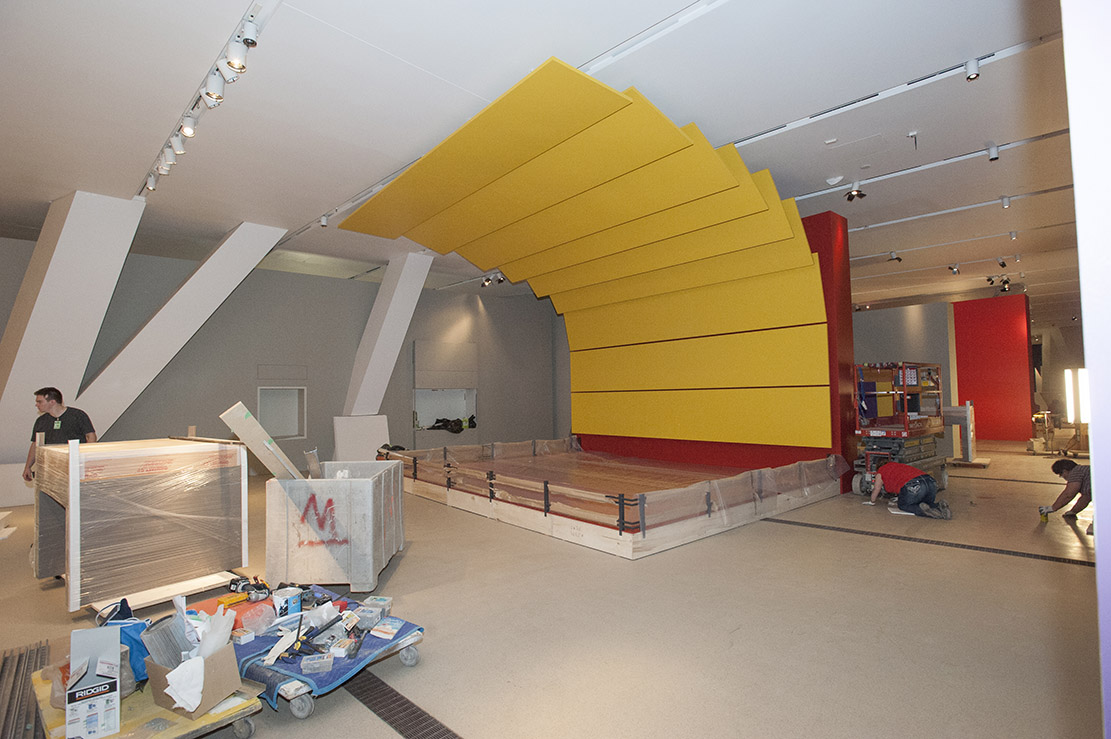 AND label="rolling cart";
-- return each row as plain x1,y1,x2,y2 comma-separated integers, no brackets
851,362,948,495
225,586,423,720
